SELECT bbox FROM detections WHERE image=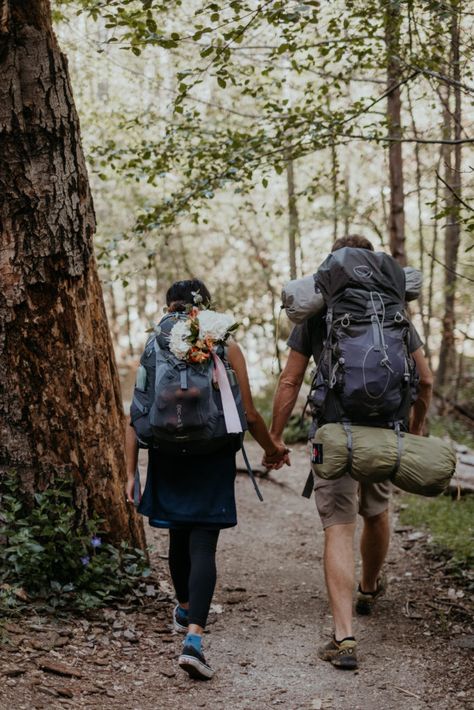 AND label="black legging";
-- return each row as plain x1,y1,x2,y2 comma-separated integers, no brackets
168,528,220,628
